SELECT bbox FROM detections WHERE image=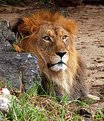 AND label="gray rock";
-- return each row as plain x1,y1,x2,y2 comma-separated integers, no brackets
0,21,15,51
0,21,41,90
